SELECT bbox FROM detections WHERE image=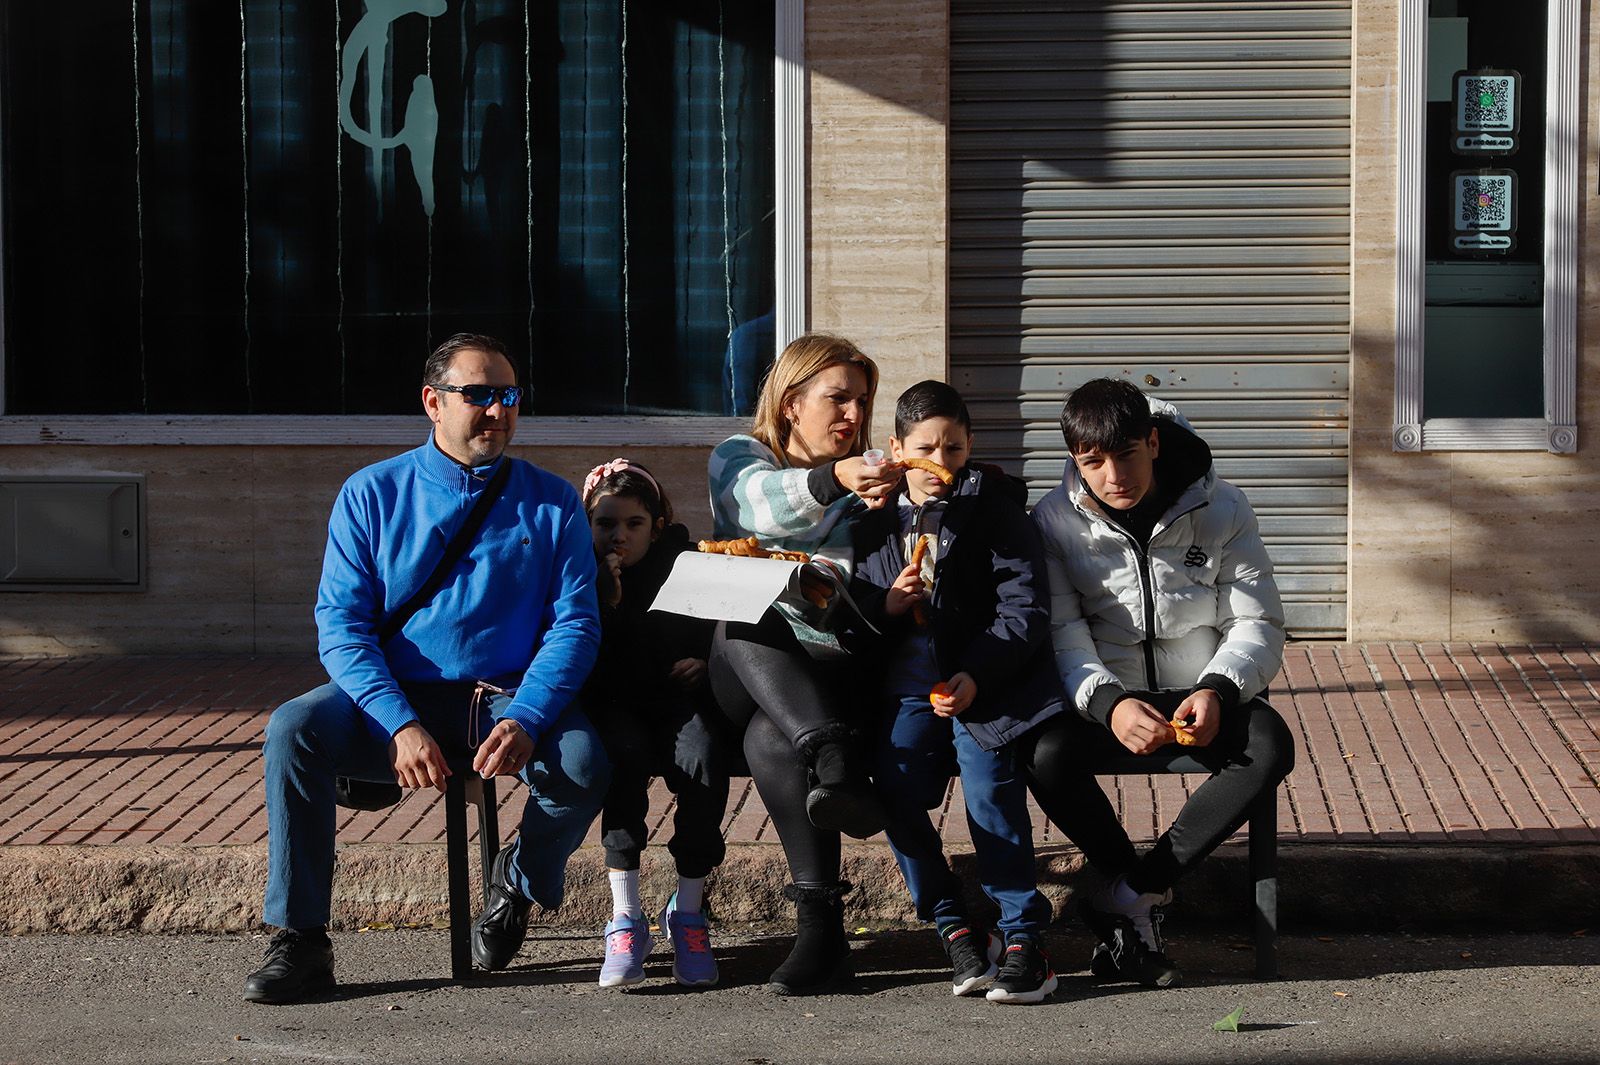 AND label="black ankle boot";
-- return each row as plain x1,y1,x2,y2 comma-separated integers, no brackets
767,882,854,995
798,727,887,839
